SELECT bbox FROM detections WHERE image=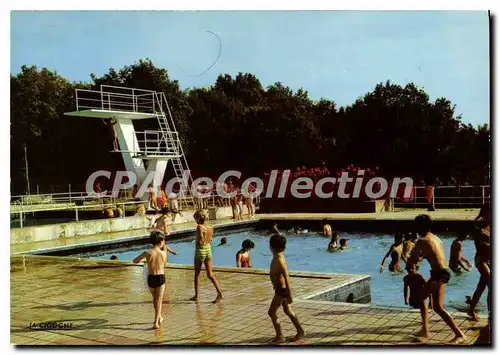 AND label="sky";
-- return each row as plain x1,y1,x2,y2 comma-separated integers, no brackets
10,10,490,125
